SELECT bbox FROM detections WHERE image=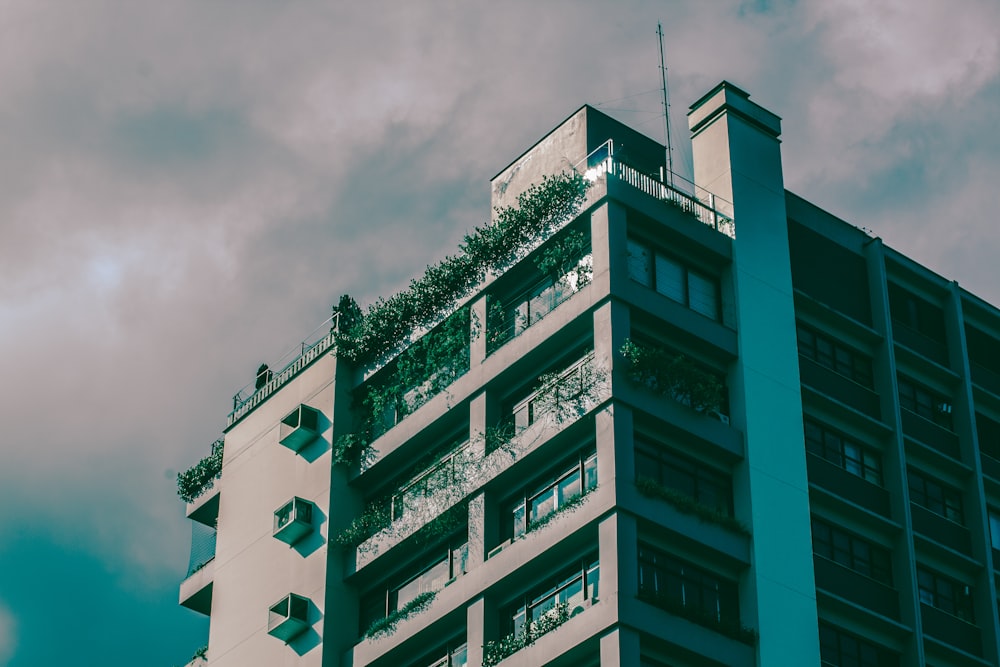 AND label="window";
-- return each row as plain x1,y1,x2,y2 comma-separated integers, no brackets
917,567,975,623
819,623,898,667
888,283,946,342
626,238,720,320
804,419,883,485
423,643,468,667
637,543,739,633
635,439,733,516
359,538,469,635
796,323,874,388
811,518,892,585
908,469,963,524
511,352,594,432
990,509,1000,552
507,450,598,539
391,440,470,521
898,376,953,430
505,559,599,637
